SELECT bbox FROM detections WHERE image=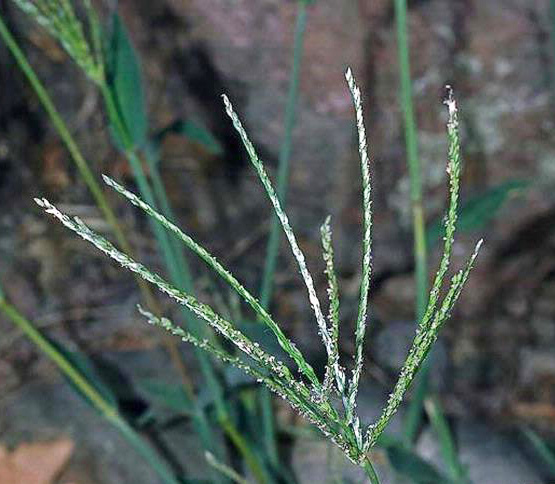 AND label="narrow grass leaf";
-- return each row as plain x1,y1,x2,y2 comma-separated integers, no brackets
386,443,453,484
156,119,224,156
522,427,555,476
105,13,147,149
43,335,118,409
136,379,195,415
424,397,466,482
426,180,529,246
